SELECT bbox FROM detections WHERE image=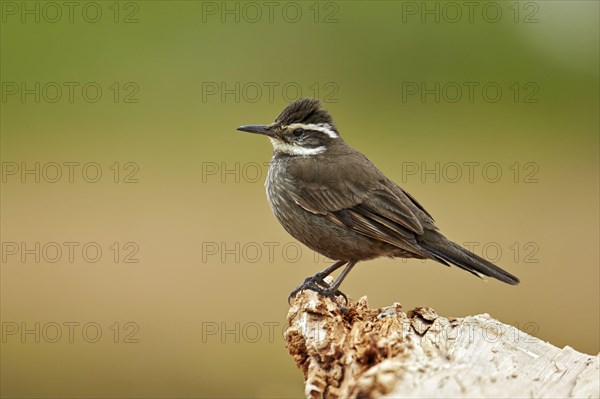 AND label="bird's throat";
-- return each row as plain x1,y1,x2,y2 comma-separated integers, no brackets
269,138,326,156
